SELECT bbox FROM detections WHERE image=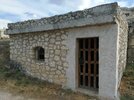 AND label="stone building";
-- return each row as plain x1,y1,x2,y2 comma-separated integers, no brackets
0,29,9,39
6,3,128,100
